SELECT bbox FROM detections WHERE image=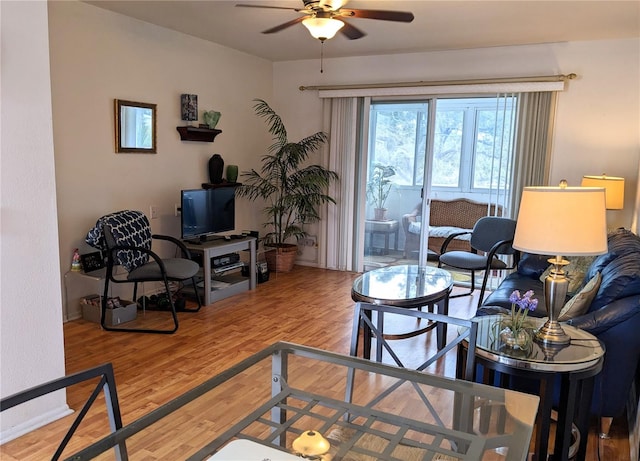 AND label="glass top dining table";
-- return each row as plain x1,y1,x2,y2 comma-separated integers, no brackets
67,342,539,461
